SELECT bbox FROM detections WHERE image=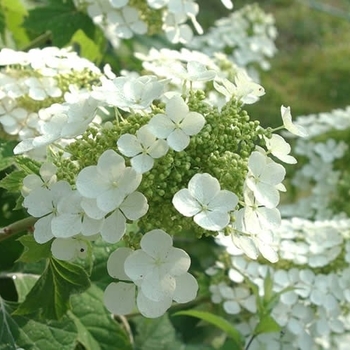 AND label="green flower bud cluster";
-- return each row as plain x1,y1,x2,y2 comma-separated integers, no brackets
138,92,267,238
